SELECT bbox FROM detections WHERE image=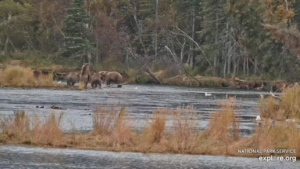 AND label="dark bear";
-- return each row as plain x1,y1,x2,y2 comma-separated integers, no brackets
65,72,80,86
90,73,102,88
100,71,123,87
99,71,109,81
33,70,41,79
